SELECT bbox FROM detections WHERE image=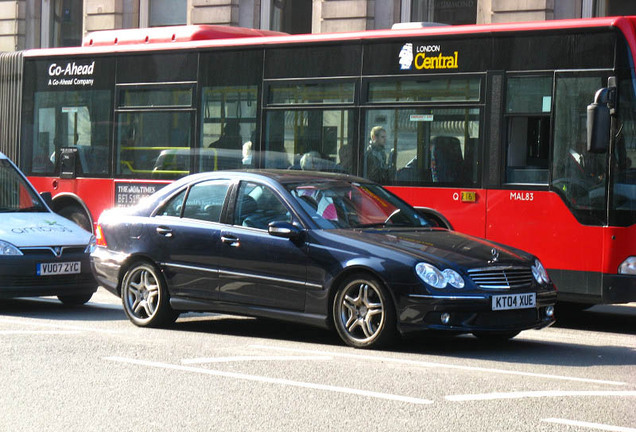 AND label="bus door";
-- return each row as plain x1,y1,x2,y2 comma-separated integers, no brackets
487,72,610,299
